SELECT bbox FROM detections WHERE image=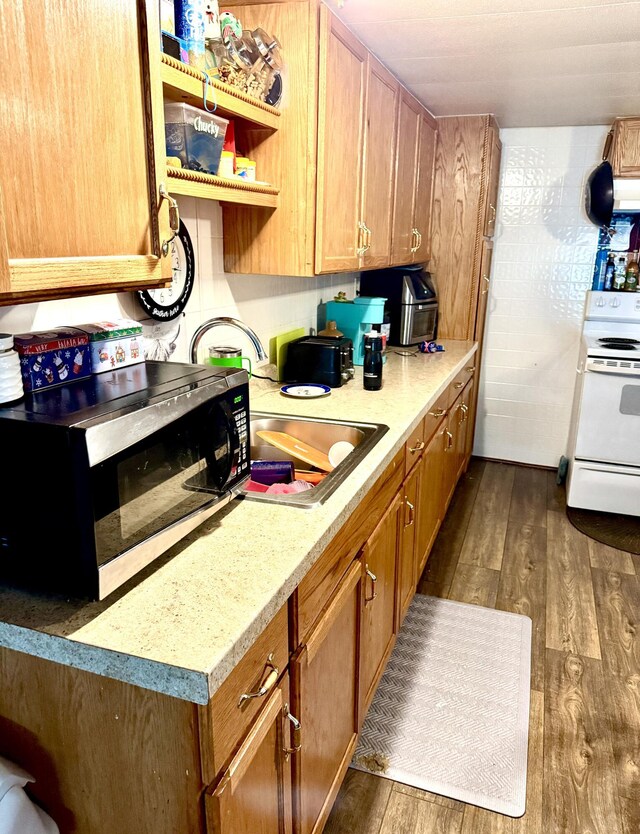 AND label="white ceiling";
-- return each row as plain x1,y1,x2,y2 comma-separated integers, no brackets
335,0,640,128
